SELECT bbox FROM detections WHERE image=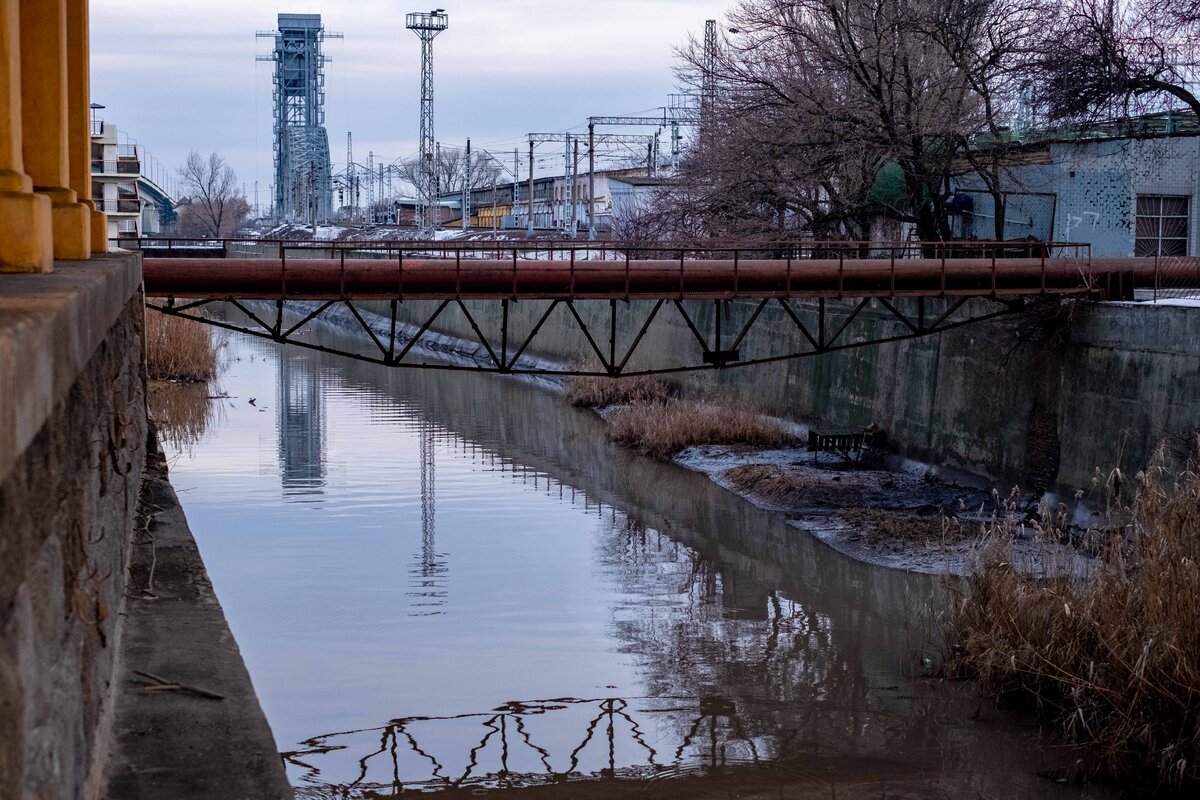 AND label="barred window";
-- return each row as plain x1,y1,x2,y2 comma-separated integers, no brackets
1135,195,1189,256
